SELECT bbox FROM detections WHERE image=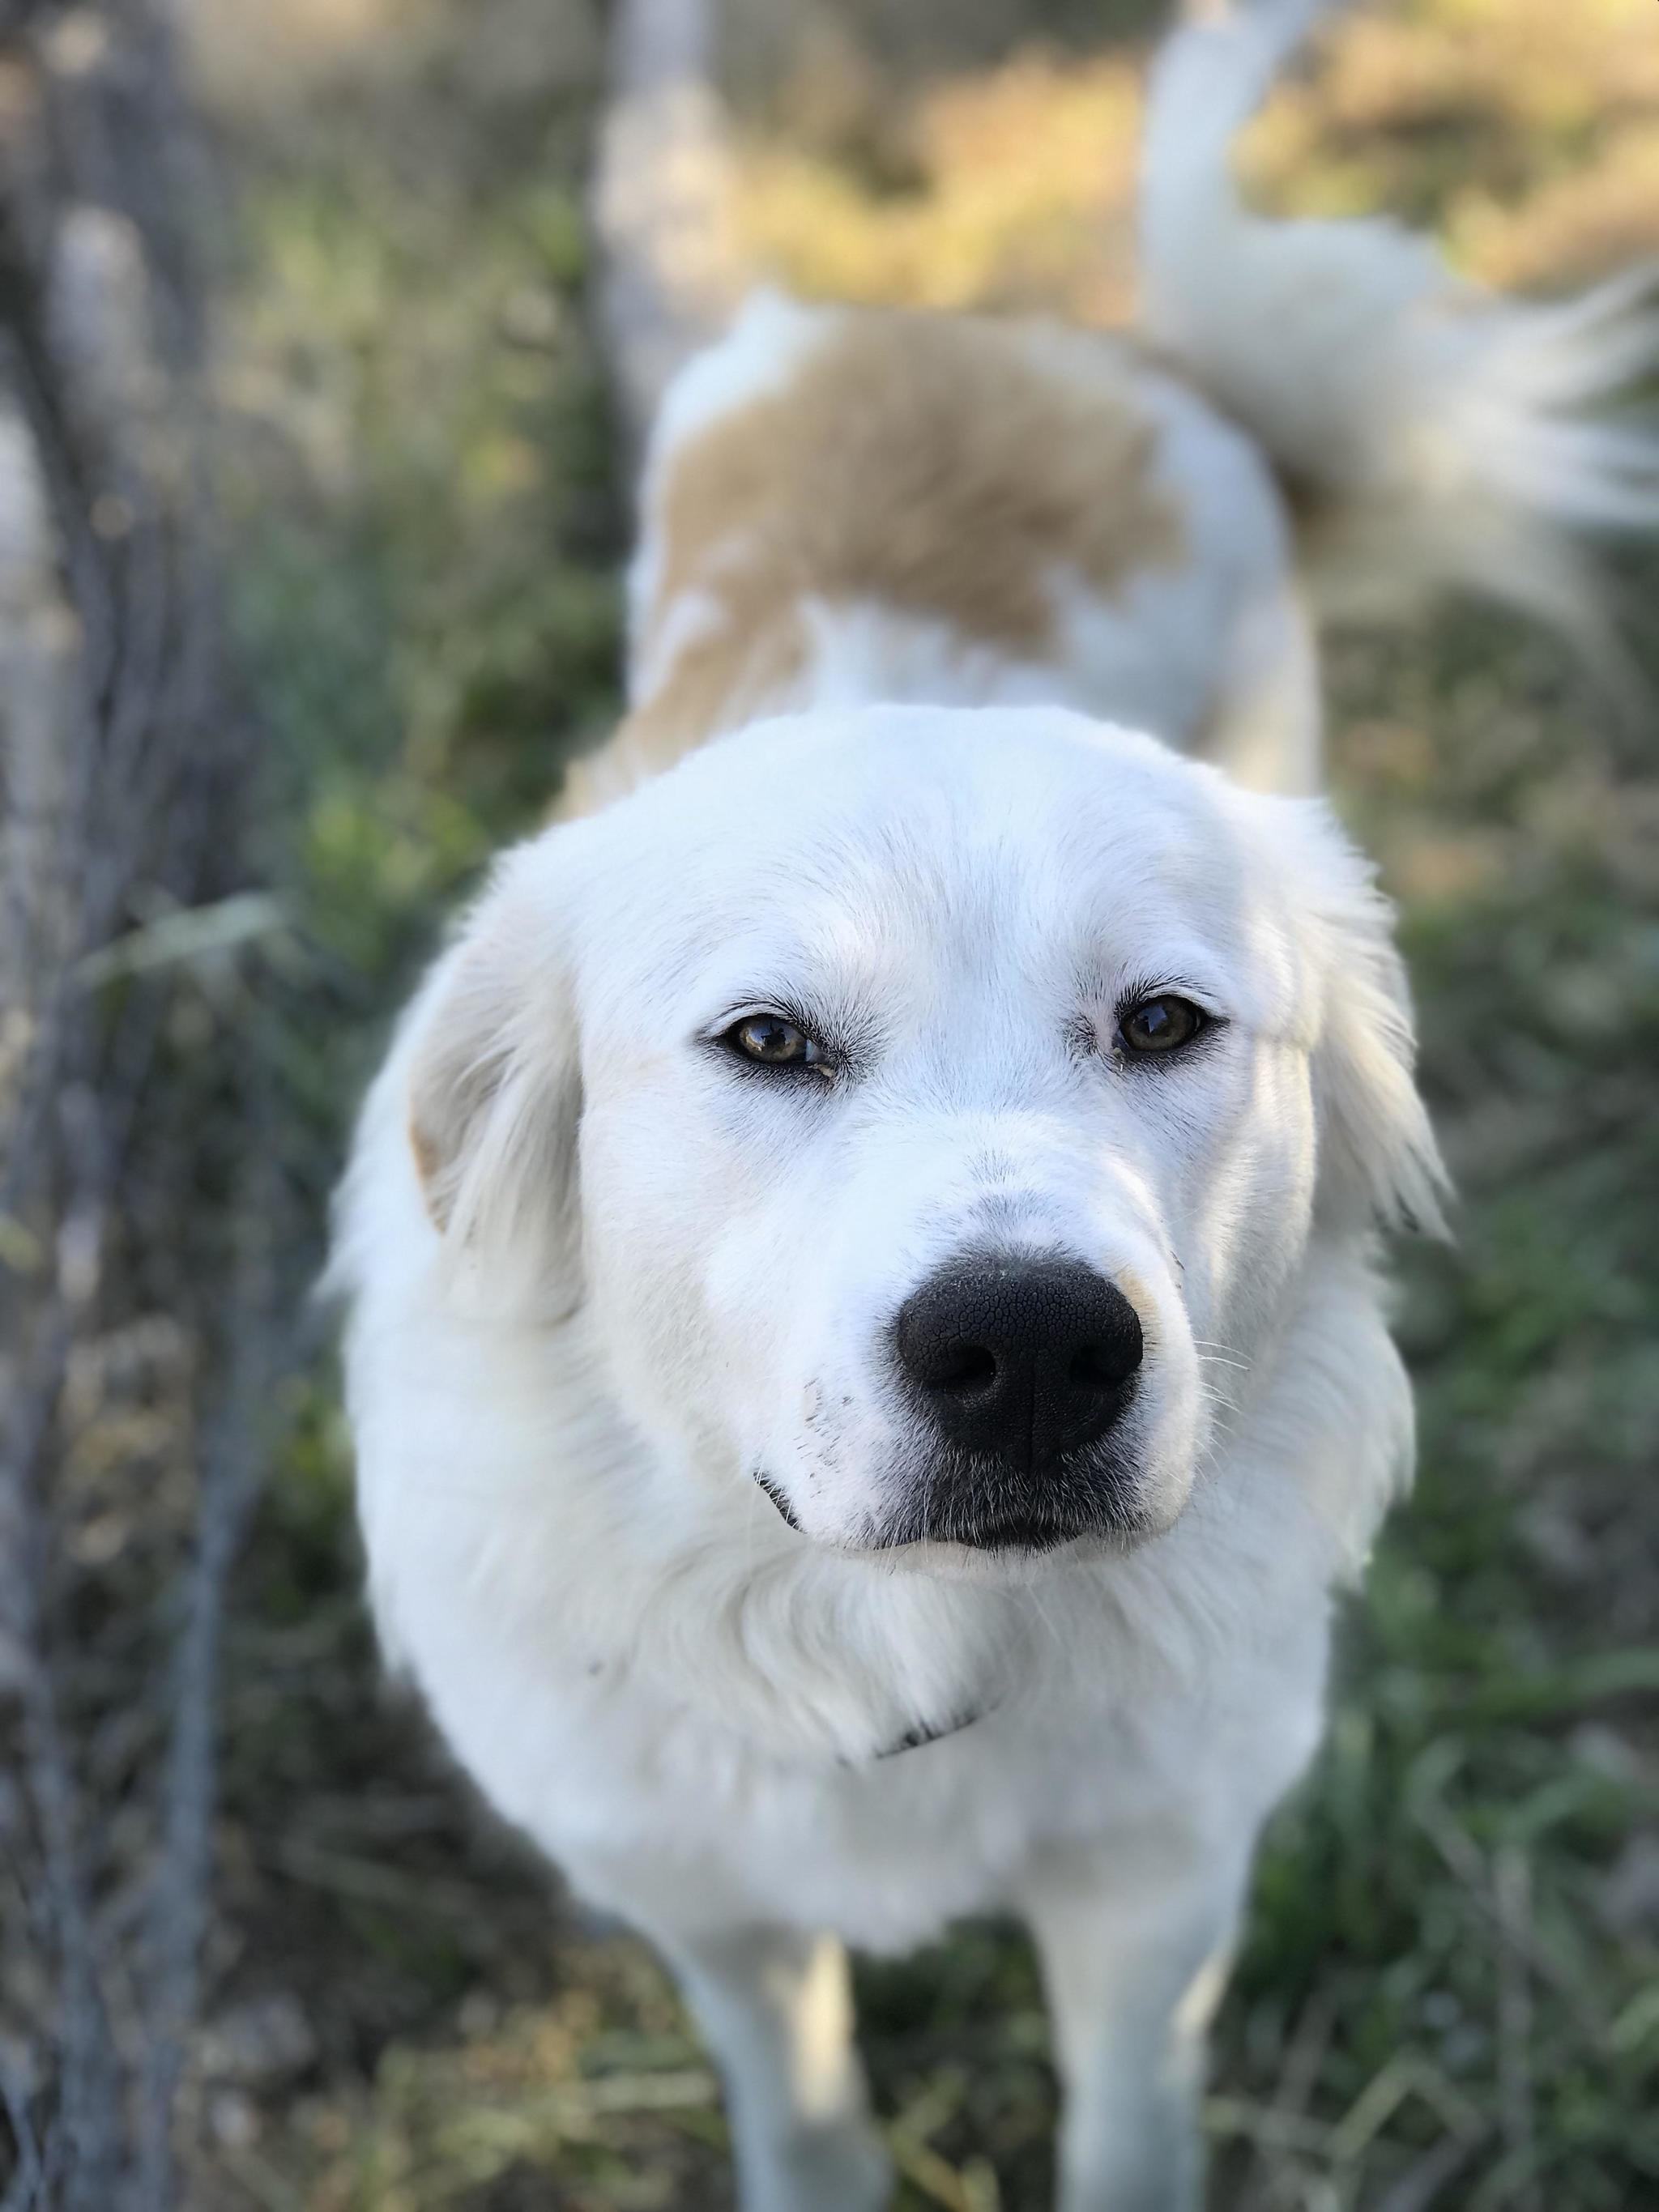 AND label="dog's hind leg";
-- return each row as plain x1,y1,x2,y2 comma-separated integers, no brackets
1018,1837,1248,2212
663,1924,892,2212
1195,581,1324,797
